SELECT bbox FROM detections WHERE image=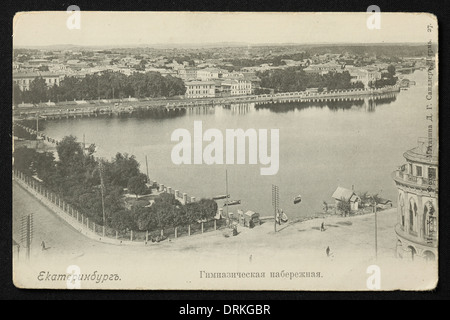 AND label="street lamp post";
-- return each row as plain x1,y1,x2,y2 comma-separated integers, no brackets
272,185,279,233
370,196,378,260
99,161,106,236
